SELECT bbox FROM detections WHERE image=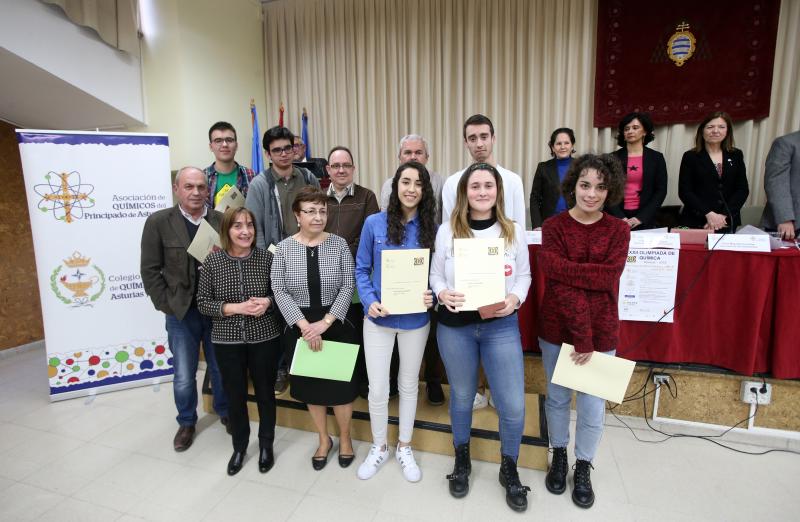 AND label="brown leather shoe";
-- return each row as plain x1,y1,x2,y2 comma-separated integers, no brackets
173,425,196,452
